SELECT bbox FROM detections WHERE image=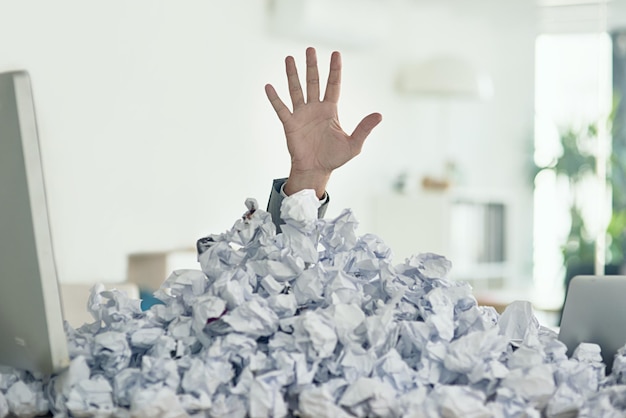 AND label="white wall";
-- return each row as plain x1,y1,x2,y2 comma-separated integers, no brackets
0,0,537,284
